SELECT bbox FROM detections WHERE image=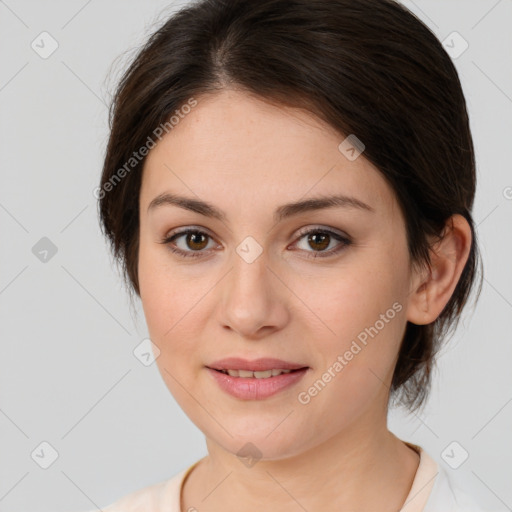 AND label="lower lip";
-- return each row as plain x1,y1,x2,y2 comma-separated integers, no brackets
206,367,309,400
